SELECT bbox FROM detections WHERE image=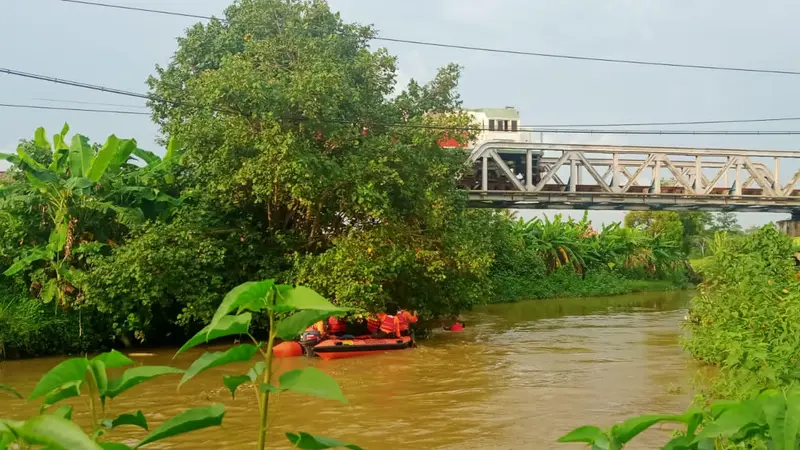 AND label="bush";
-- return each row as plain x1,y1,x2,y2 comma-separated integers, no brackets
0,280,105,358
683,226,800,398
